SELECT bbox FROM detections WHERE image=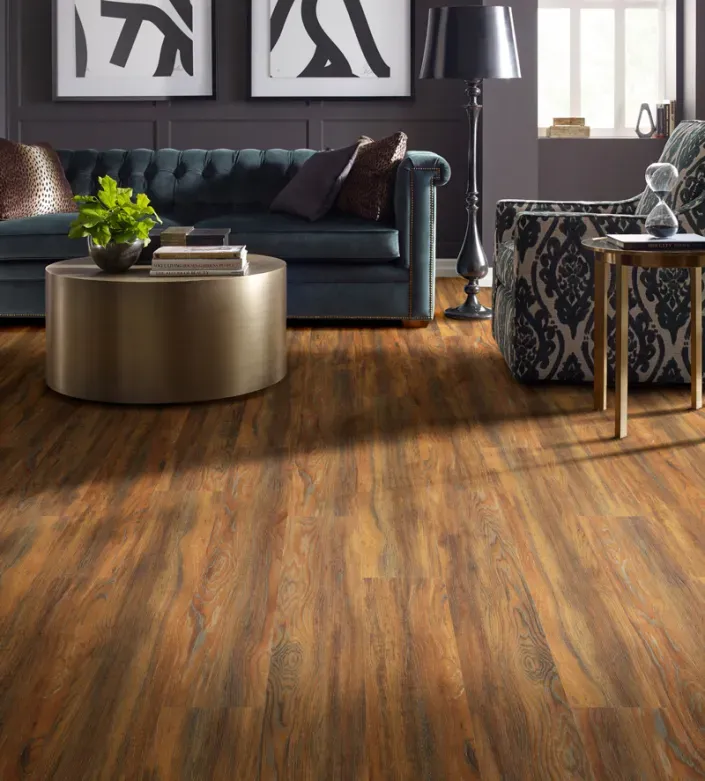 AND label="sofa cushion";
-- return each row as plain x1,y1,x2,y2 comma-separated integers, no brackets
0,140,75,220
495,239,516,289
195,212,399,261
270,142,361,222
337,133,408,222
0,212,180,261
